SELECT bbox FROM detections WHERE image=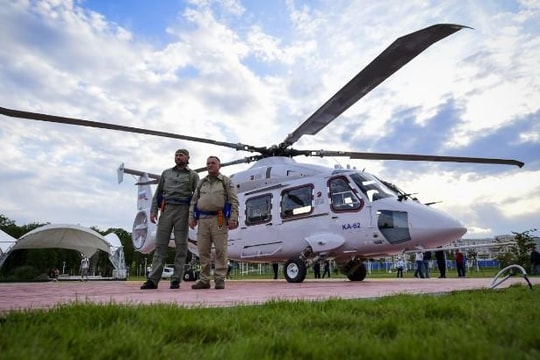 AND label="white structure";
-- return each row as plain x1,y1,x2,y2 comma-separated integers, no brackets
0,229,17,255
0,224,127,279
